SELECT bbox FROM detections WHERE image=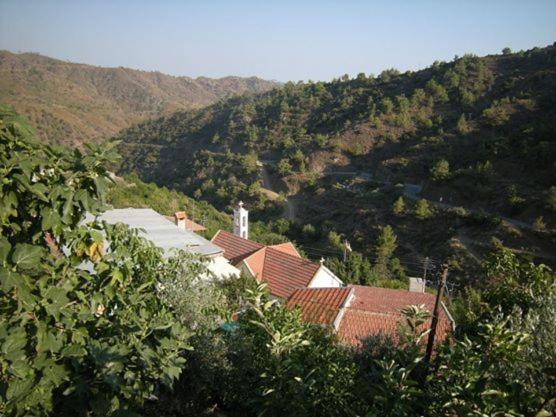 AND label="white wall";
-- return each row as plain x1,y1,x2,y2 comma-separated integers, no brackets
309,266,343,288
